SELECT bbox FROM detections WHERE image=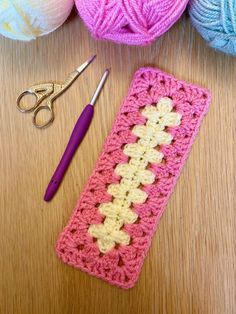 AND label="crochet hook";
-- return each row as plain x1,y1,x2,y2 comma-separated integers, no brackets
44,69,110,202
